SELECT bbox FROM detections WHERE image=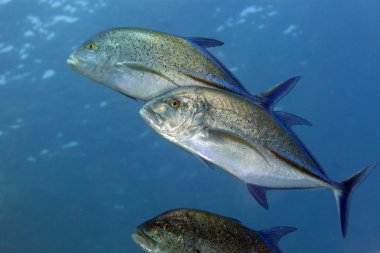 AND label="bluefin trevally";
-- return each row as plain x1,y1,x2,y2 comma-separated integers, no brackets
140,86,374,238
67,28,311,127
67,27,249,100
132,208,296,253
